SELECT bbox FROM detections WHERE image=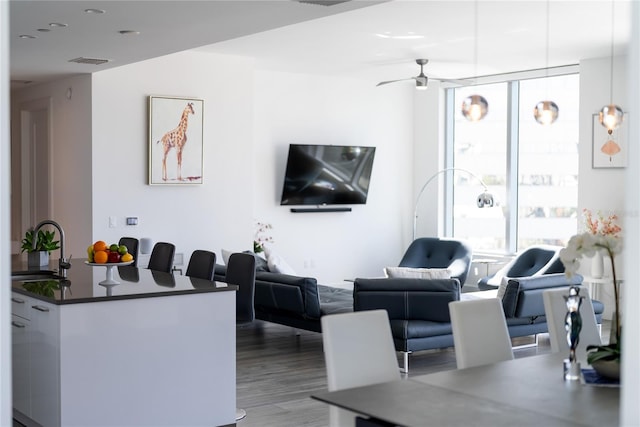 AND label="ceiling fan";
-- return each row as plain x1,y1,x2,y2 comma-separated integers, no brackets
376,59,468,90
